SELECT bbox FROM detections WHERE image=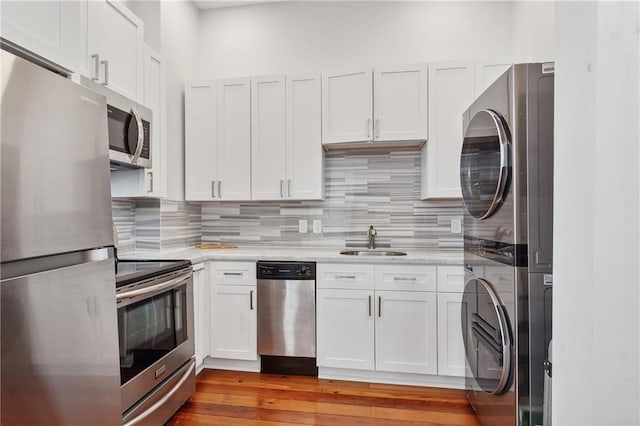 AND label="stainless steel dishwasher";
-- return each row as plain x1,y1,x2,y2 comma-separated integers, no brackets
257,261,317,376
